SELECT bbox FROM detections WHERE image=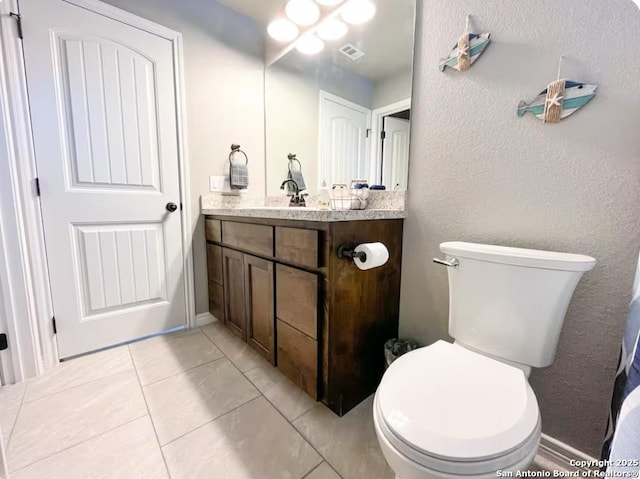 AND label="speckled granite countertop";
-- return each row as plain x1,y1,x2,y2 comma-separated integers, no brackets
201,207,405,222
200,192,405,222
